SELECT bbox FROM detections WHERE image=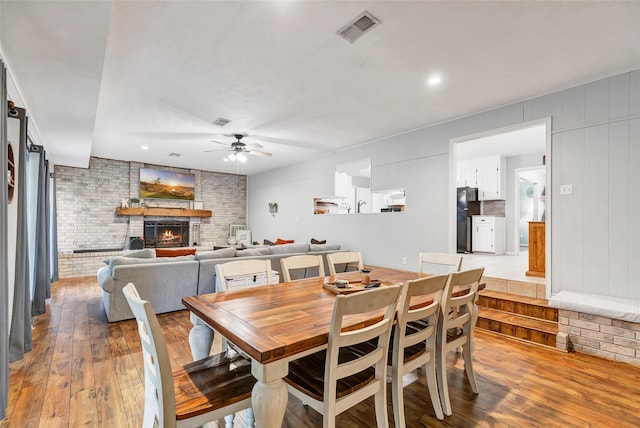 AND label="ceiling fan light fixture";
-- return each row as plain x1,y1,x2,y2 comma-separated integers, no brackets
237,153,247,163
228,153,237,161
